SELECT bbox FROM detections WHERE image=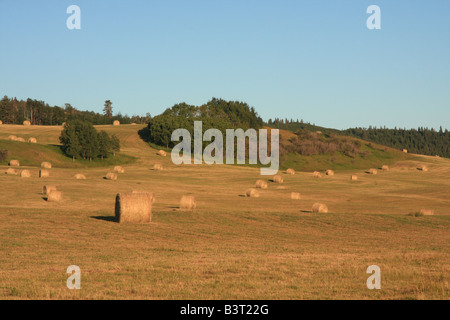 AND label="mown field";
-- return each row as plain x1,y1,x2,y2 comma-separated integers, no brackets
0,124,449,299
